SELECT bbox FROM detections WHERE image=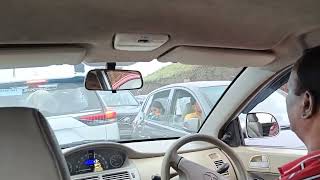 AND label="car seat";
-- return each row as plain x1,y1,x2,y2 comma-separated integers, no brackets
247,114,263,138
182,102,192,119
0,107,70,180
